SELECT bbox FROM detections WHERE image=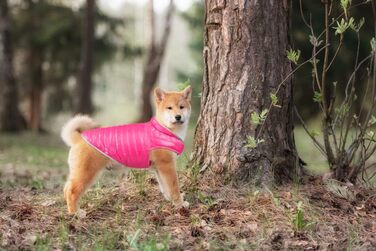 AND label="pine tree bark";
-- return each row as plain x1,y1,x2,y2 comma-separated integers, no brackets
0,0,26,132
138,0,174,122
76,0,95,114
191,0,300,185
